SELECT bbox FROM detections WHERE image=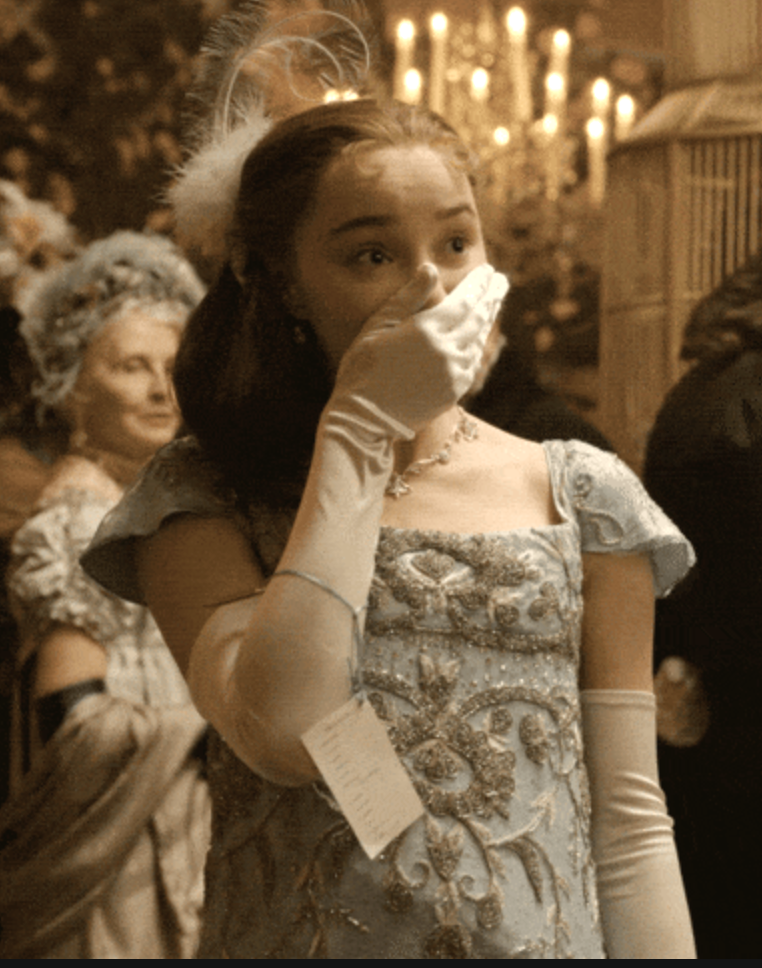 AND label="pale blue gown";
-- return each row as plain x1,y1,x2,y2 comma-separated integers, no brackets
82,437,693,959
